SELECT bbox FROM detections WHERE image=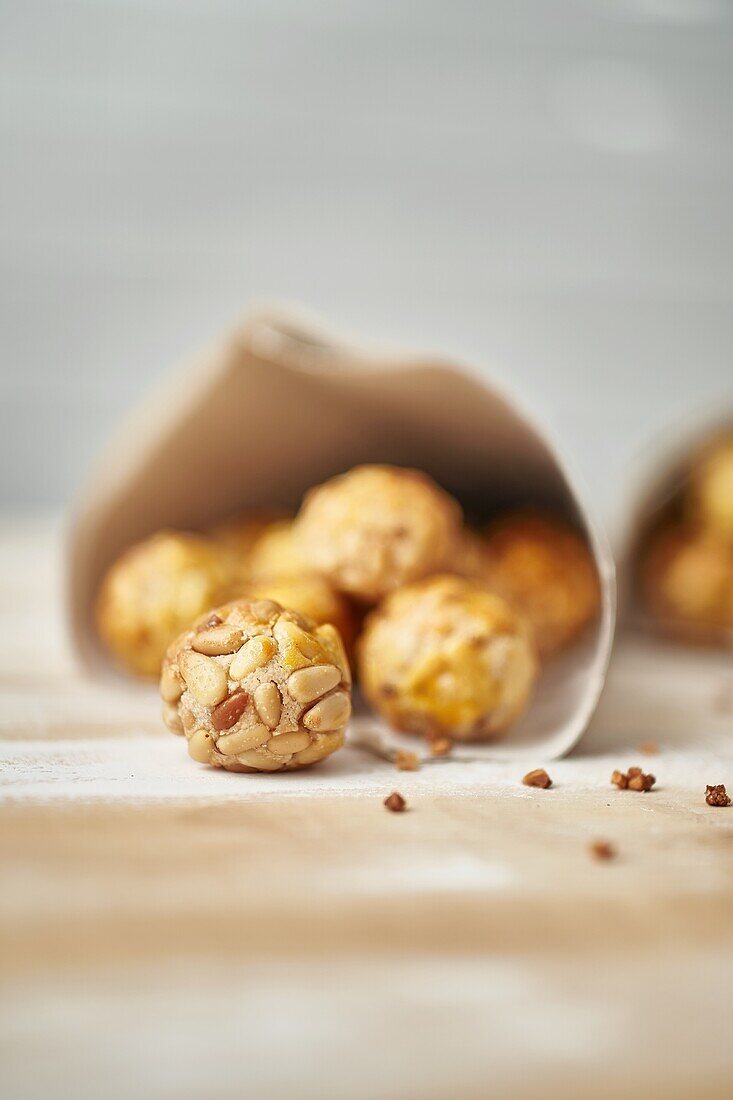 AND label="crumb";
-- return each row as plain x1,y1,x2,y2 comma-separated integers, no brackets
384,792,407,813
612,766,655,792
589,839,616,861
638,741,658,755
394,750,420,772
522,768,552,789
705,784,731,807
429,737,453,758
628,773,655,792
